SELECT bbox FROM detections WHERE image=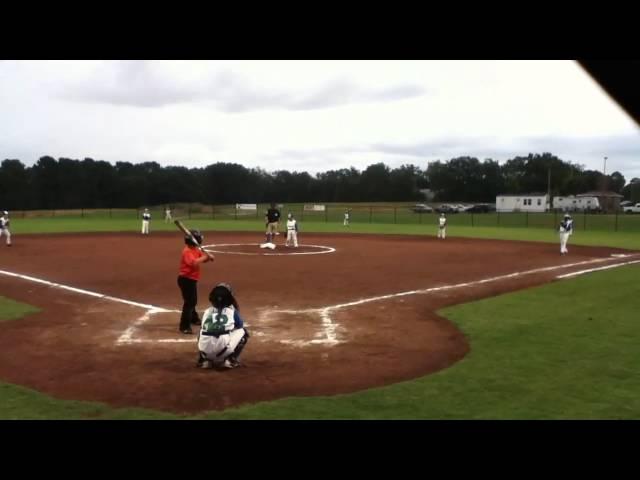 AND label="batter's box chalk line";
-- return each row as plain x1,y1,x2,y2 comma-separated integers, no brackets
259,253,640,347
2,253,638,347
